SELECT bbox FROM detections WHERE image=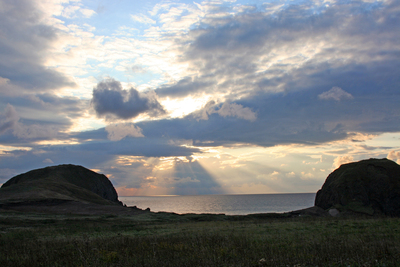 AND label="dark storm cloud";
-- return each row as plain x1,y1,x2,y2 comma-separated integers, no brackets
0,0,75,91
92,79,165,119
